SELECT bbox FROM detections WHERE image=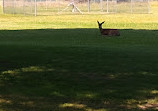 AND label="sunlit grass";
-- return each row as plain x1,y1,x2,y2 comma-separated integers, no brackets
2,66,54,74
59,103,108,111
59,103,86,108
0,6,158,30
0,98,11,104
